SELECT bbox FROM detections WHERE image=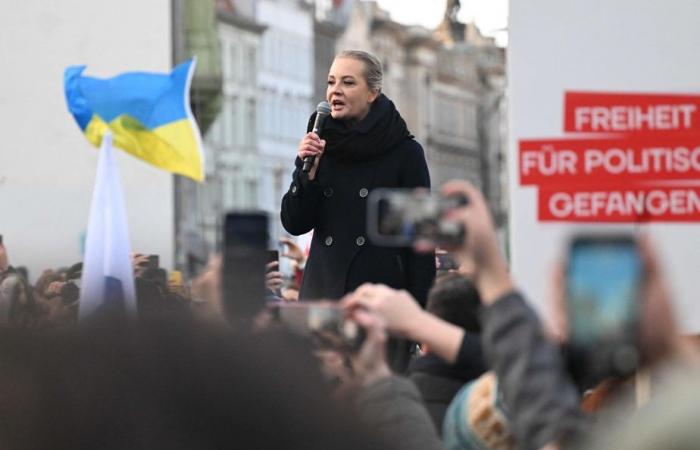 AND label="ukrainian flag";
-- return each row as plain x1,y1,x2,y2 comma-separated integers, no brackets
64,59,204,181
